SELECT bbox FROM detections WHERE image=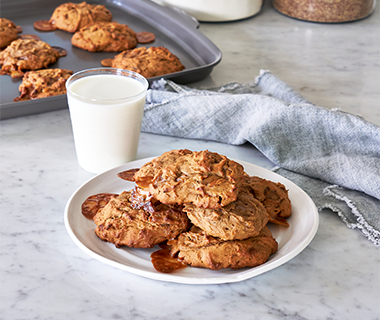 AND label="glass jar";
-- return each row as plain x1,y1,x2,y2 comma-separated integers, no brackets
273,0,376,23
